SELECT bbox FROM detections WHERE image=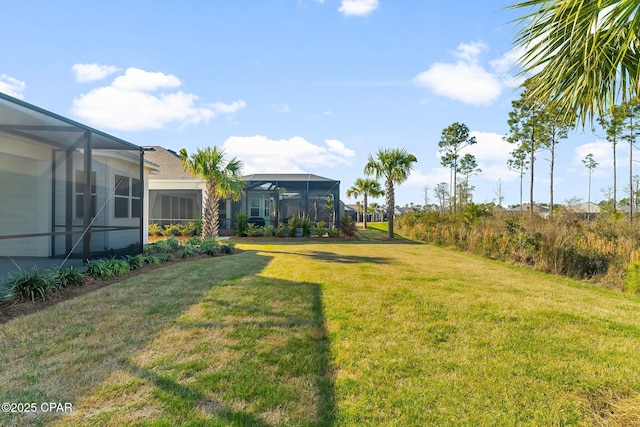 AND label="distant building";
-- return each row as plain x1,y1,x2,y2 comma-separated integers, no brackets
145,147,342,233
